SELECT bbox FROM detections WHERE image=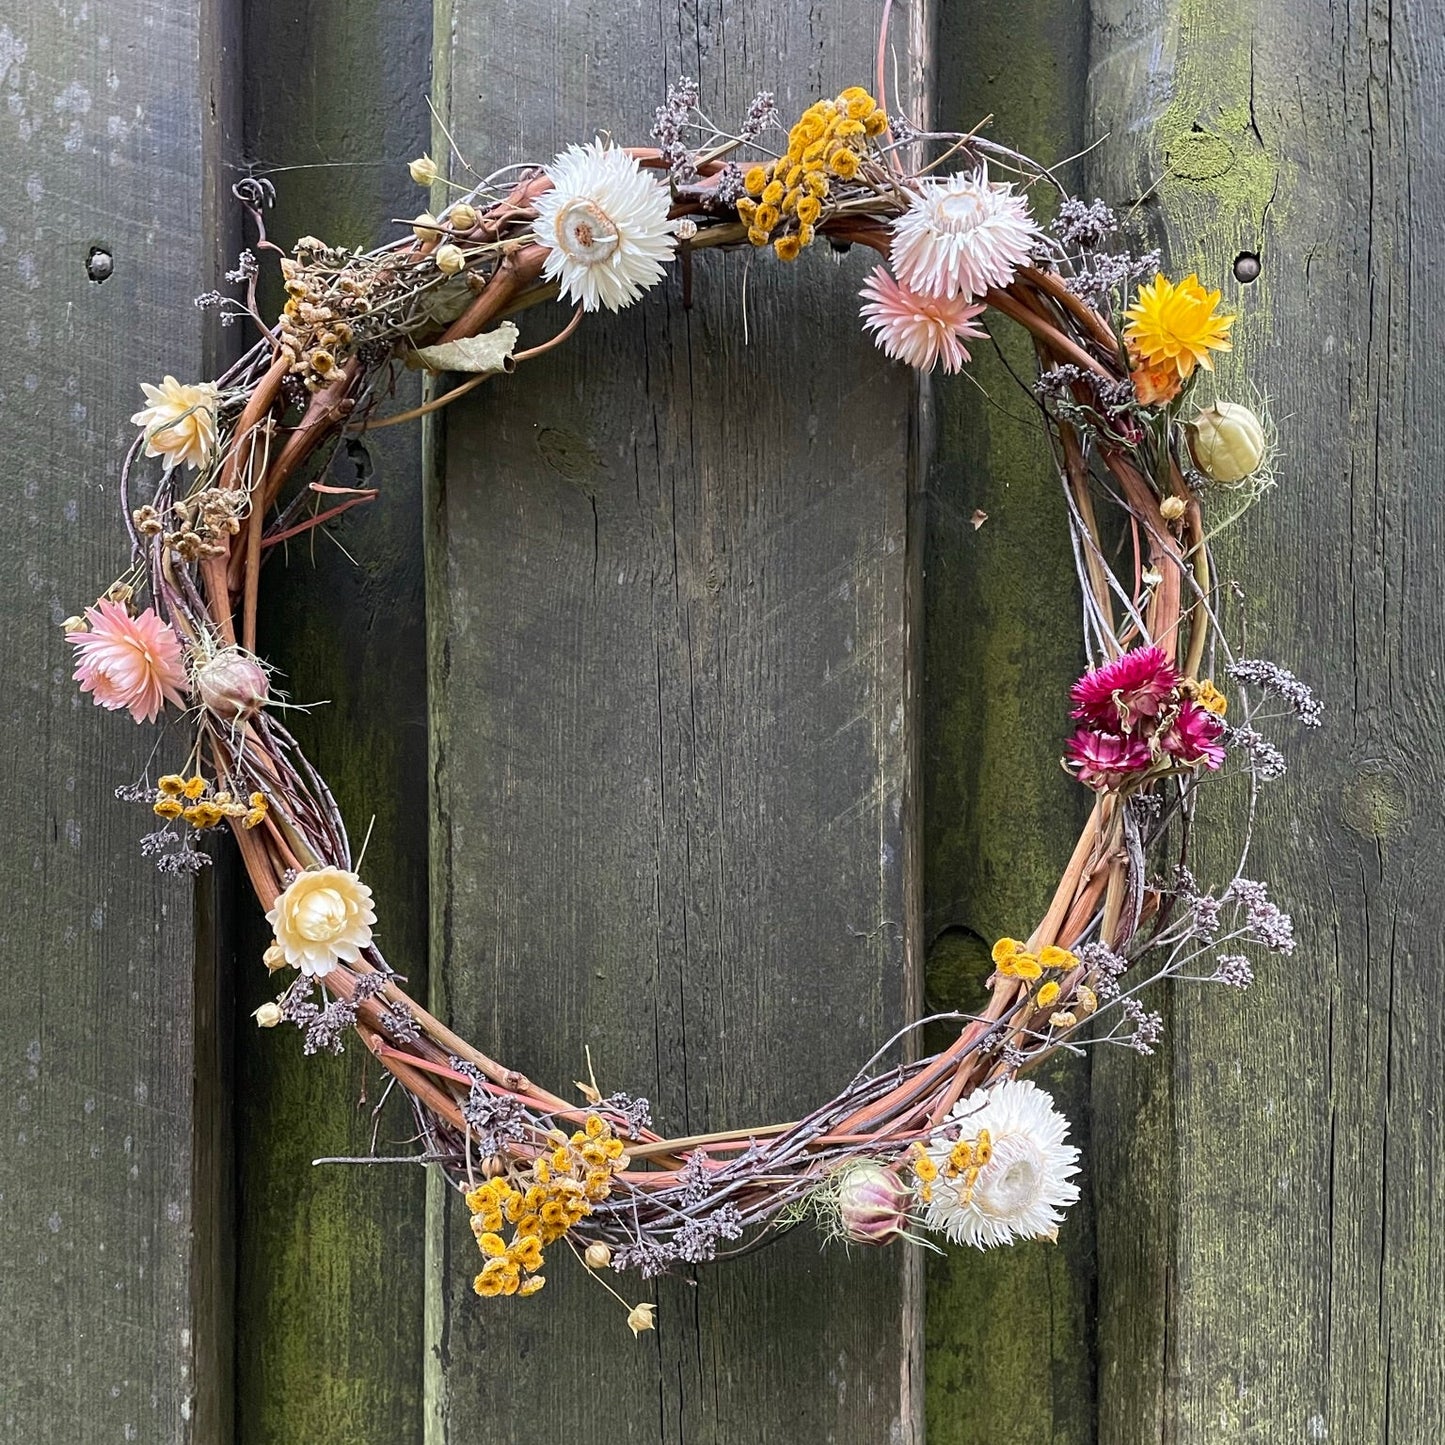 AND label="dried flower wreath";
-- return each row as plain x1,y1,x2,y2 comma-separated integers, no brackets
72,66,1317,1331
